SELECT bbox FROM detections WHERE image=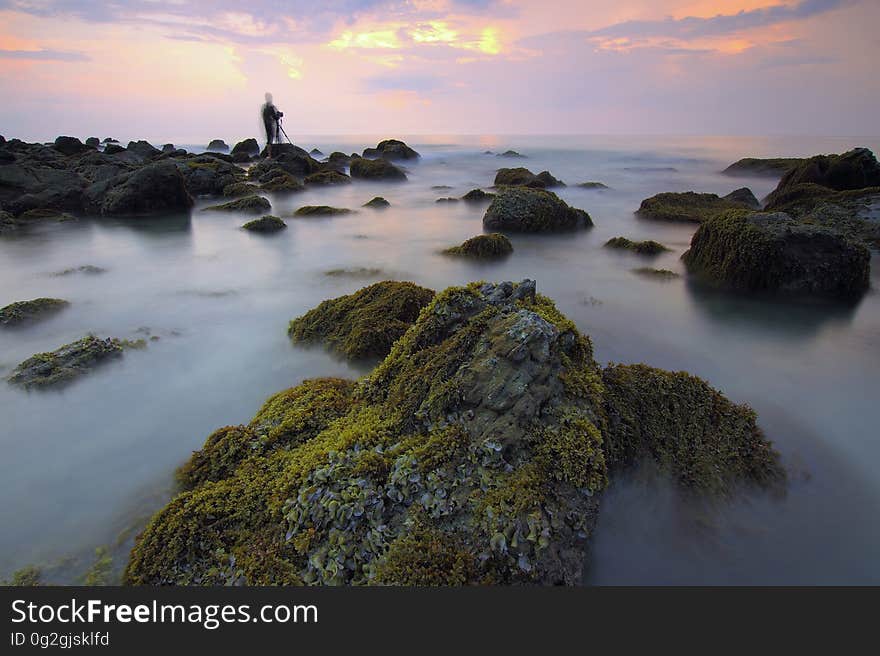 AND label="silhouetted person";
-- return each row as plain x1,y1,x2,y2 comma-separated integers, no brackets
261,92,283,157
